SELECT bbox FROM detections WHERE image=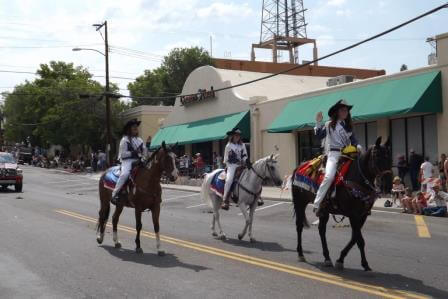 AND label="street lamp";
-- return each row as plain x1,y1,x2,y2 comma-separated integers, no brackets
72,21,112,166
